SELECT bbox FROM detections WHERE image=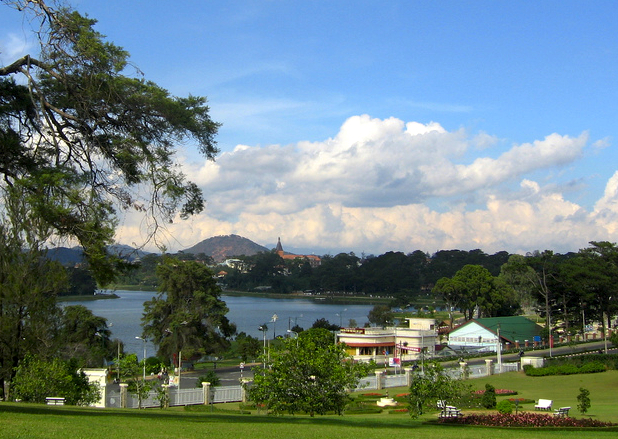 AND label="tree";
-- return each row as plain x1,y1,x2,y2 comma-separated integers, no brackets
0,0,220,285
141,257,236,364
234,332,261,363
452,265,496,319
577,387,591,415
0,186,68,397
311,318,340,331
11,355,100,405
58,305,114,367
367,304,393,327
248,328,370,416
432,277,465,327
118,353,152,409
408,361,470,418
